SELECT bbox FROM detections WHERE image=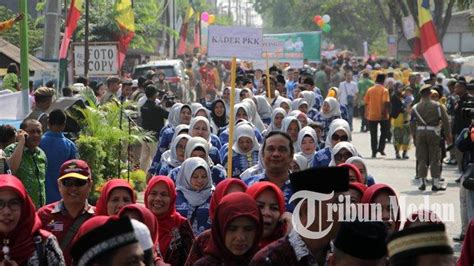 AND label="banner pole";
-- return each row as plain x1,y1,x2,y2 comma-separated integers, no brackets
226,57,237,178
265,51,271,100
20,0,30,115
